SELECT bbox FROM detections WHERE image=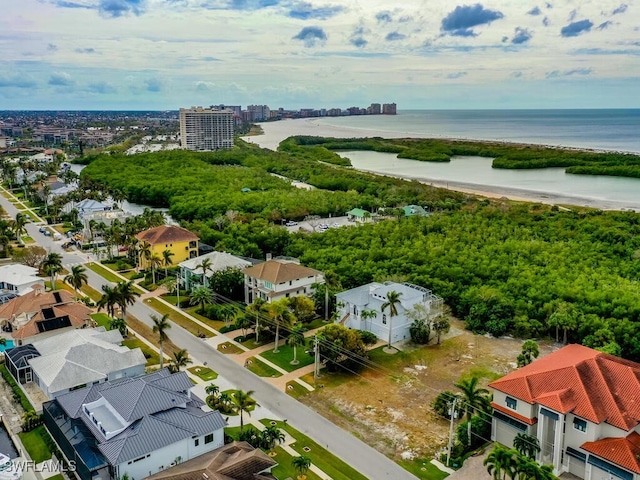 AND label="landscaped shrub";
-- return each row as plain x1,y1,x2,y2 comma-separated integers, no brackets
0,365,34,412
